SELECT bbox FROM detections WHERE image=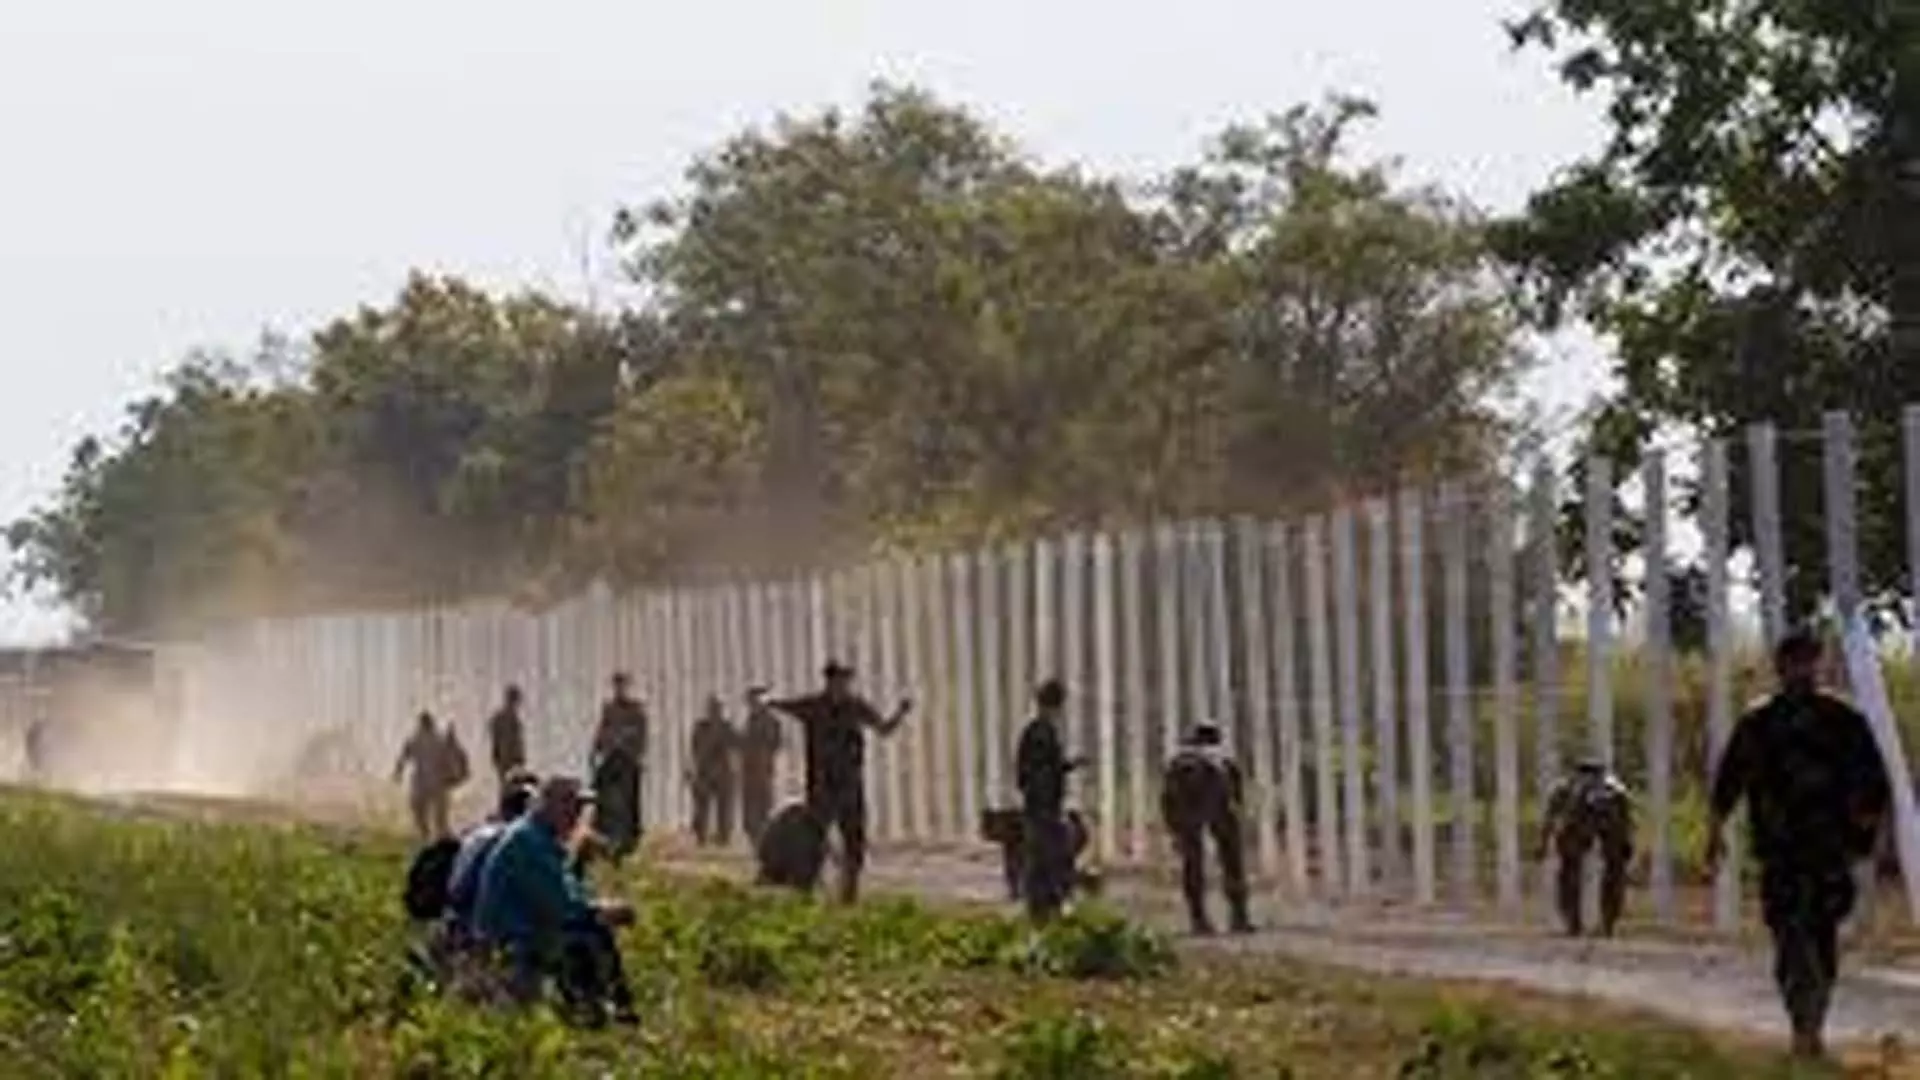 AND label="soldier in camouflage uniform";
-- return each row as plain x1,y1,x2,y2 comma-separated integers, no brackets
1161,723,1253,936
1708,629,1892,1060
769,661,912,903
589,674,649,864
688,696,739,847
1538,758,1634,938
